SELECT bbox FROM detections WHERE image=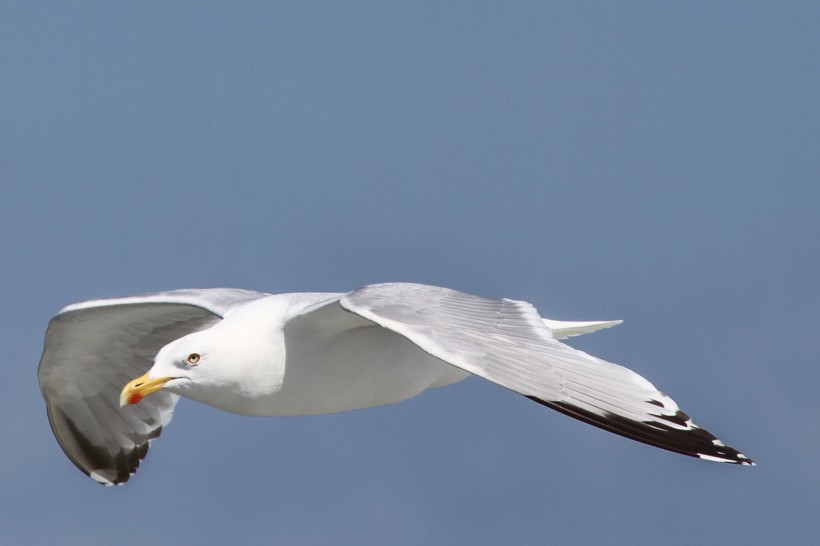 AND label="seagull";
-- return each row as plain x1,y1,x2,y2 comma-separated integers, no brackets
37,283,753,485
